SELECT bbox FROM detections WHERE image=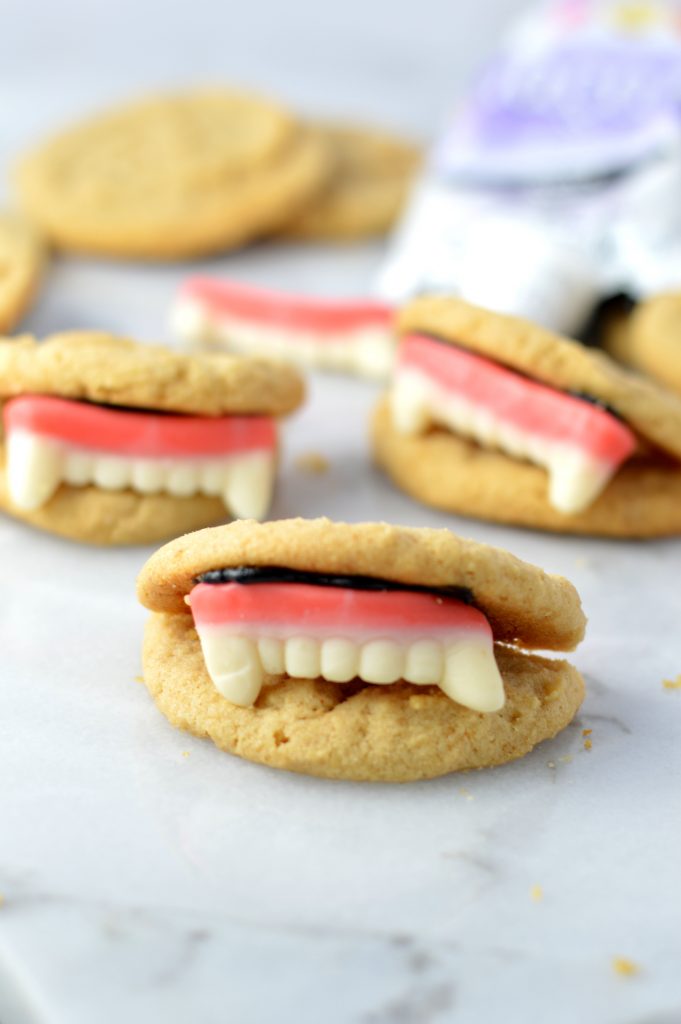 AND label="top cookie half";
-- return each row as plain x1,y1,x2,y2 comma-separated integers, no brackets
399,295,681,462
16,90,331,260
137,517,586,652
0,332,304,416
